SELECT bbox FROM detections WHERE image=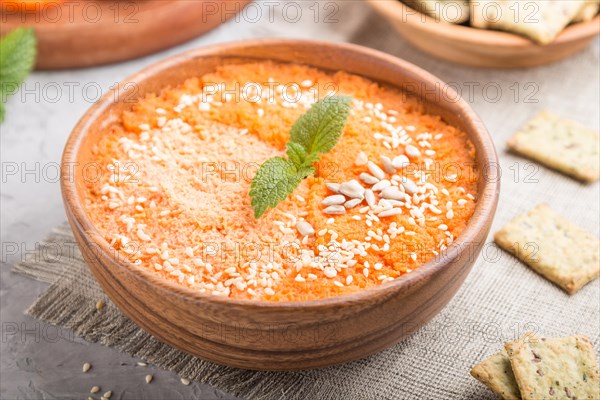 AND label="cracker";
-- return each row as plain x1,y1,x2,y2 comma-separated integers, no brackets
494,204,600,294
471,332,539,399
505,335,600,400
470,1,586,44
471,350,522,399
572,1,600,23
407,0,470,24
507,111,600,183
